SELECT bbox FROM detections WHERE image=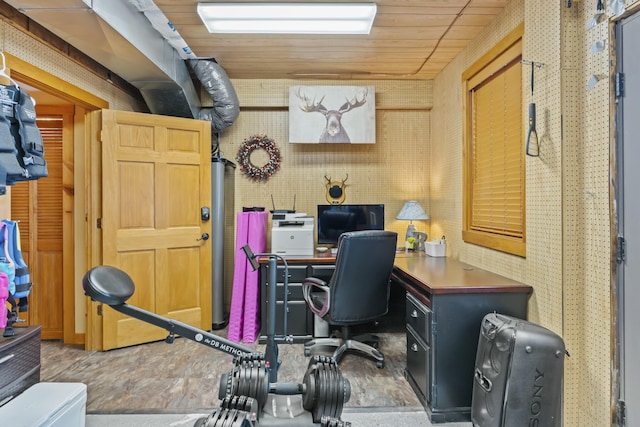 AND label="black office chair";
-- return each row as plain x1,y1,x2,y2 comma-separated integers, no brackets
302,230,398,368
